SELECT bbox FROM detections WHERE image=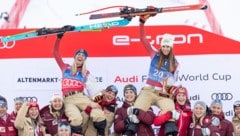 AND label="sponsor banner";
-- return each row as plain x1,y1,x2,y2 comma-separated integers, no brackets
1,55,240,122
1,25,240,58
